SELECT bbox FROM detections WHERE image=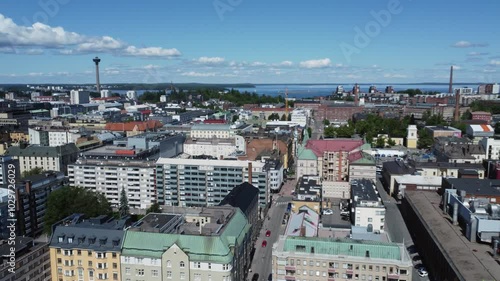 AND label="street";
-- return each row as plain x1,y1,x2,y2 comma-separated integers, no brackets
375,176,429,281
